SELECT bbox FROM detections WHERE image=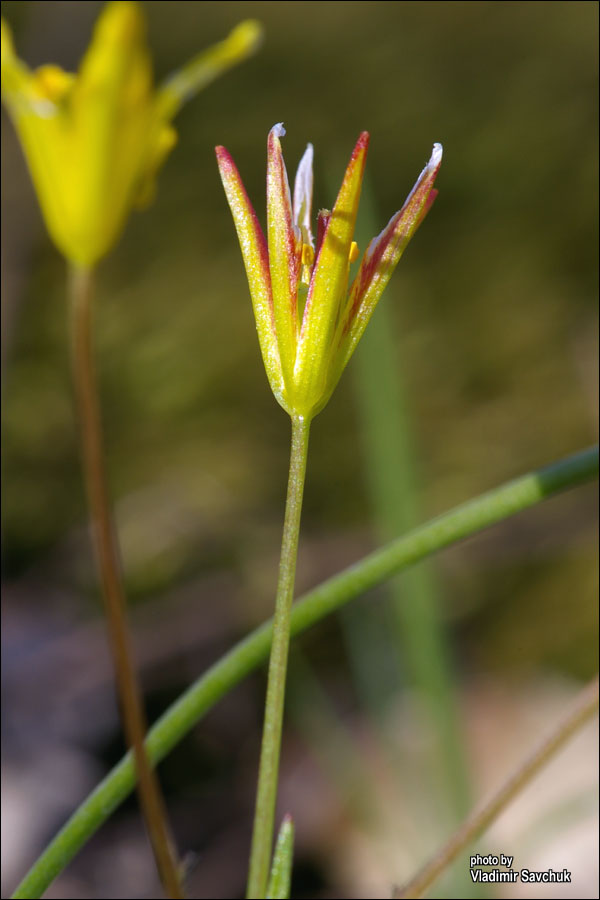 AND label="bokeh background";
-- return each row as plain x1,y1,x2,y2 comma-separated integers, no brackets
1,1,598,898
